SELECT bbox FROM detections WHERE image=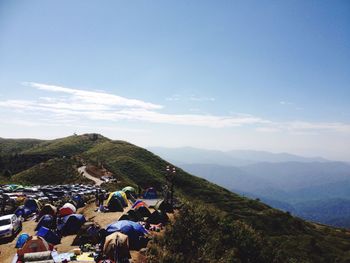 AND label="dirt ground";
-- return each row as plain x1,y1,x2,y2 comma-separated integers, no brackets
0,201,142,263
